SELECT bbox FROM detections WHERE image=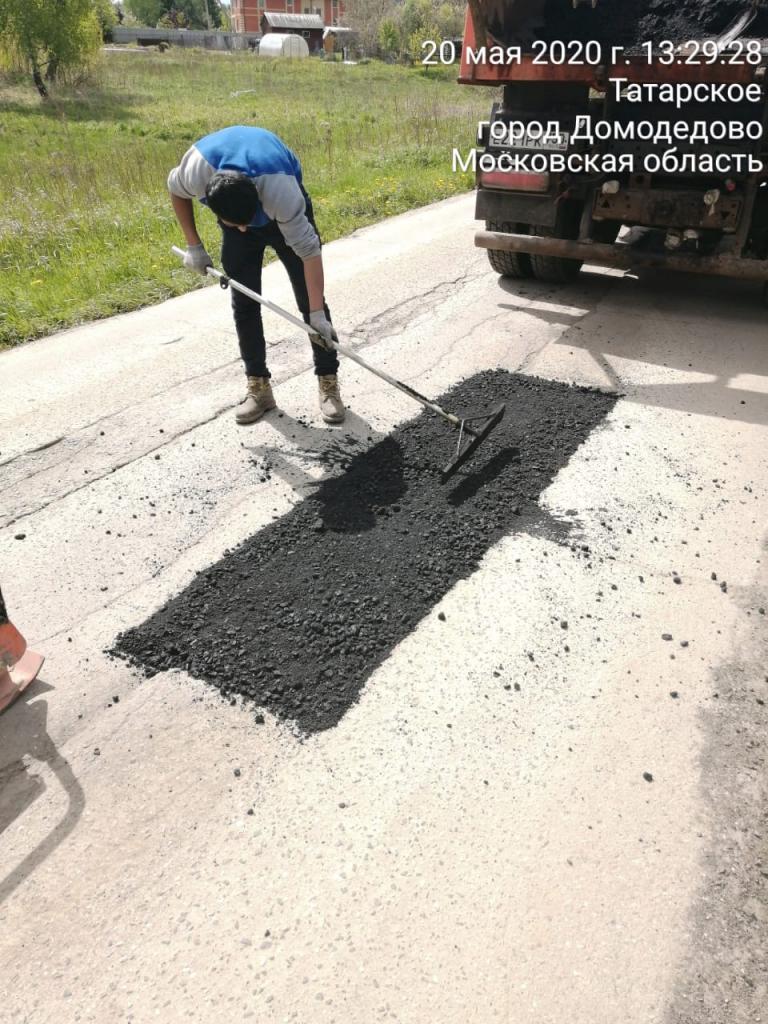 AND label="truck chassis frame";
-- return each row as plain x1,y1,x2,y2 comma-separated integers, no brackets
460,10,768,287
